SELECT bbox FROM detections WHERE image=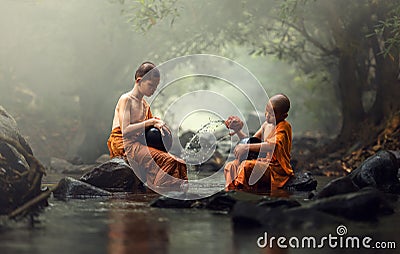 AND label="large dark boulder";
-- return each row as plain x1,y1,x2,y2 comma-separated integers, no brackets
349,150,400,193
0,106,45,214
80,157,137,192
232,201,343,231
53,177,111,200
306,187,393,221
231,187,393,231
